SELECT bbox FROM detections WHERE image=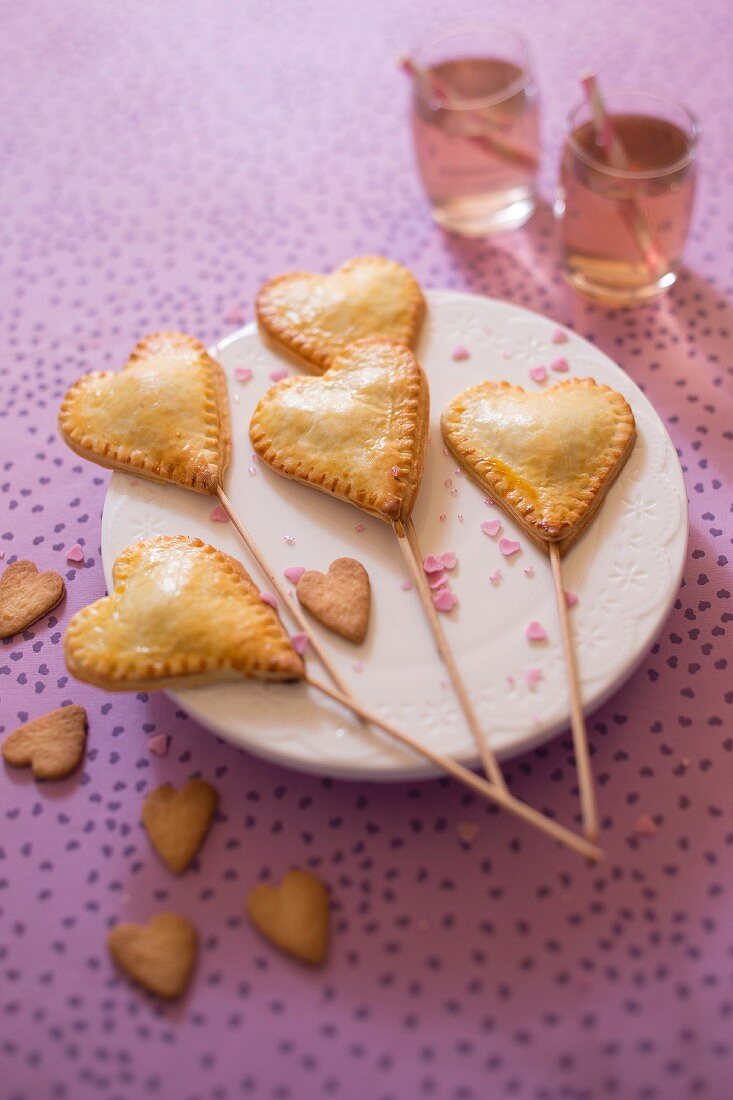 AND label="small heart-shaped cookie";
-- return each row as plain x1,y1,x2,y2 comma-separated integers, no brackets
250,337,429,524
64,536,304,691
246,868,330,966
2,704,87,780
442,378,636,552
58,331,231,494
142,779,219,873
297,558,370,644
108,913,197,999
256,255,425,374
0,560,65,640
